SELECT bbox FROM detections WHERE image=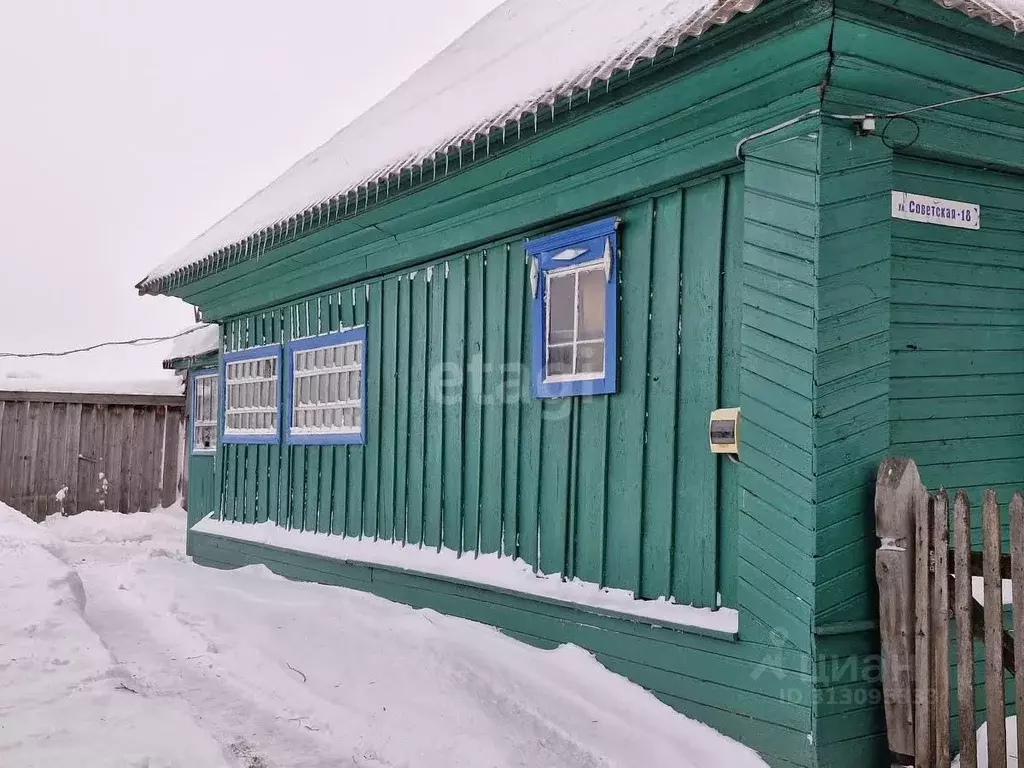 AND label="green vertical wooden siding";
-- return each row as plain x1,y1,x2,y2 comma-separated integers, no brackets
215,174,743,609
186,456,216,530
